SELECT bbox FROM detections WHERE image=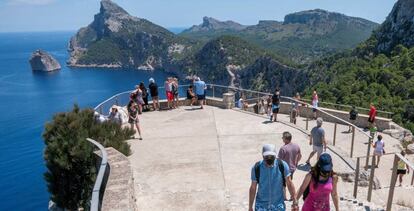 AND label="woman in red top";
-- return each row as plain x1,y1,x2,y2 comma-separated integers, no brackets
368,103,377,127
